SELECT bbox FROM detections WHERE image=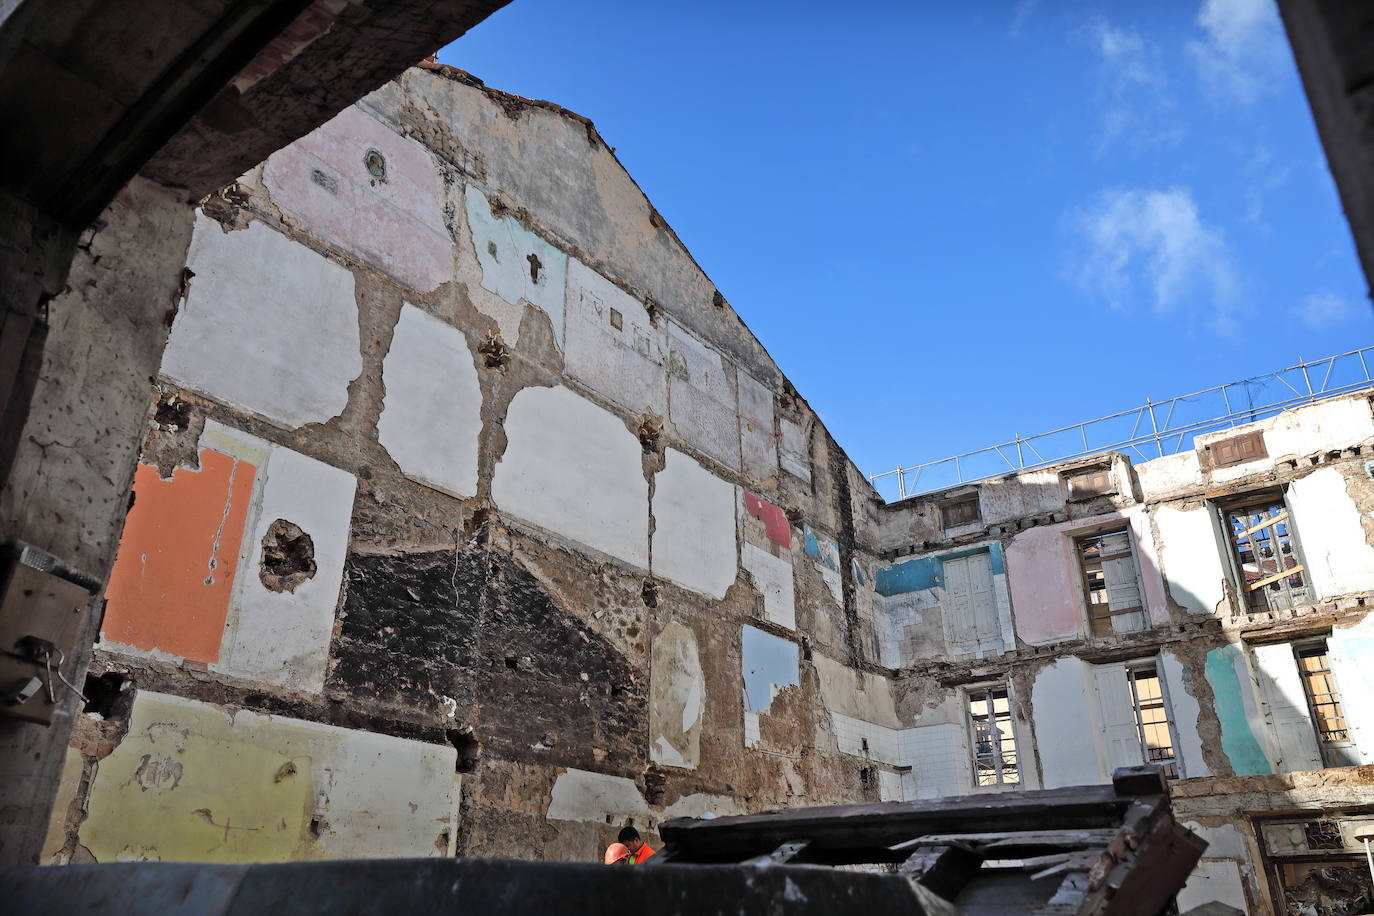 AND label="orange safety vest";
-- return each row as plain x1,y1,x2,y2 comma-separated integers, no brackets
630,844,656,864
